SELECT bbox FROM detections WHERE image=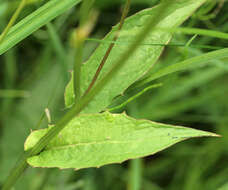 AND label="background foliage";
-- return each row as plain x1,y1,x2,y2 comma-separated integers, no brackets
0,0,228,189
